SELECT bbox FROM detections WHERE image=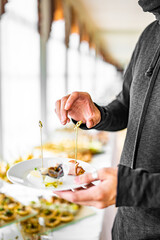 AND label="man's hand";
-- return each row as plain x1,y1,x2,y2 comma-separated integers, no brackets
55,92,101,128
54,167,118,209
